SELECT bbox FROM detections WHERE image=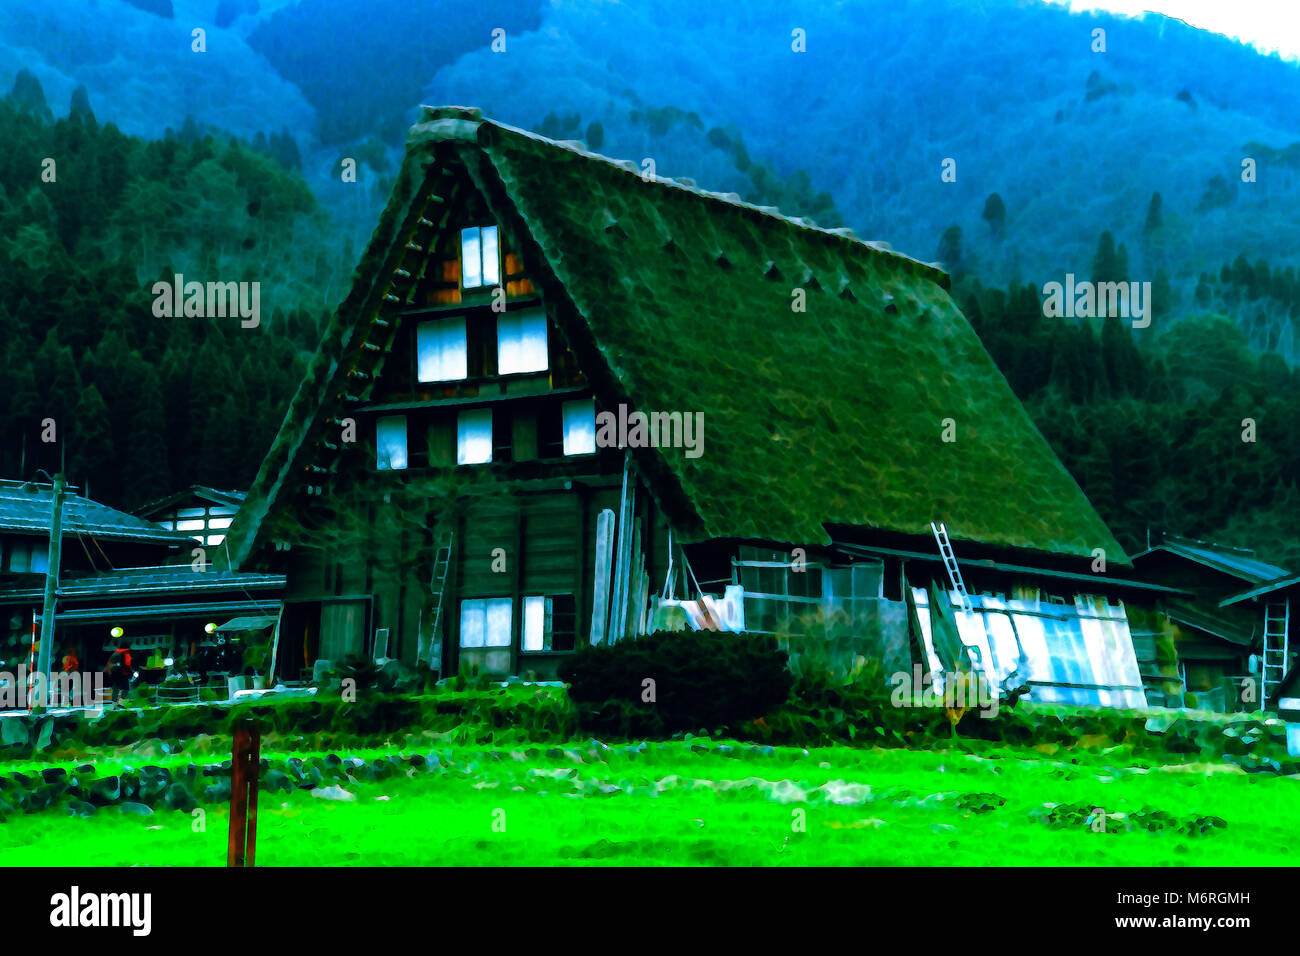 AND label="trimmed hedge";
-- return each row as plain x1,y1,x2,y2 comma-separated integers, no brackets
558,631,792,737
